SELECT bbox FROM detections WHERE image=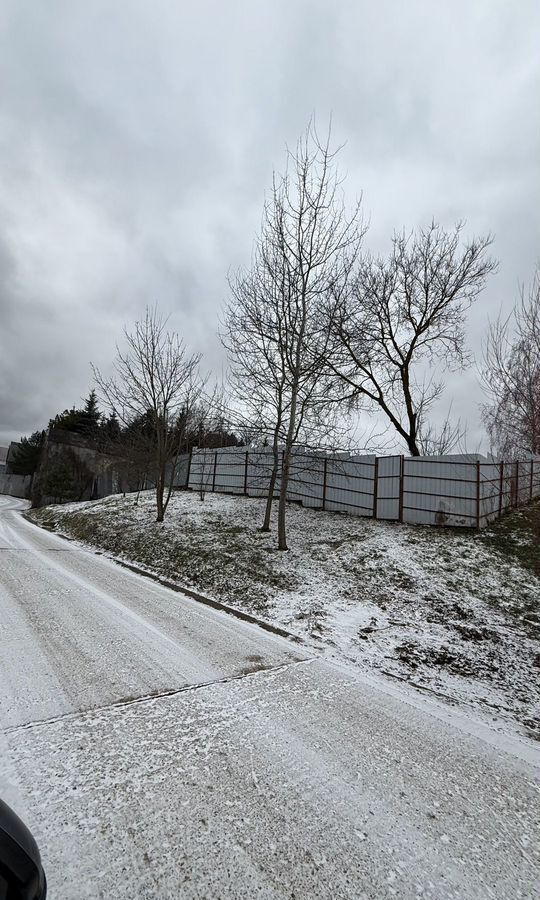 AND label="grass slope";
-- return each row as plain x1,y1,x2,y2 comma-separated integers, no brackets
31,491,540,740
